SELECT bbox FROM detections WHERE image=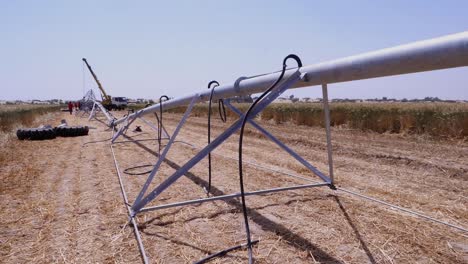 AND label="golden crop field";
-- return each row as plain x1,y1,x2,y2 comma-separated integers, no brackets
167,102,468,139
0,104,63,132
